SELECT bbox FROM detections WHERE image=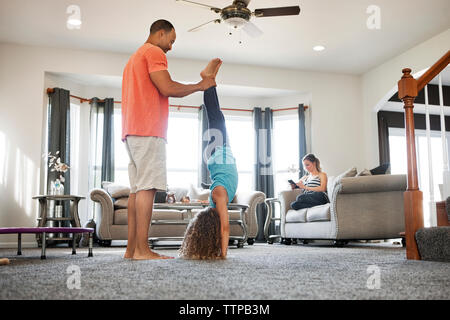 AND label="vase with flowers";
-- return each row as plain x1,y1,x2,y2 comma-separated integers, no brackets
44,151,70,196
